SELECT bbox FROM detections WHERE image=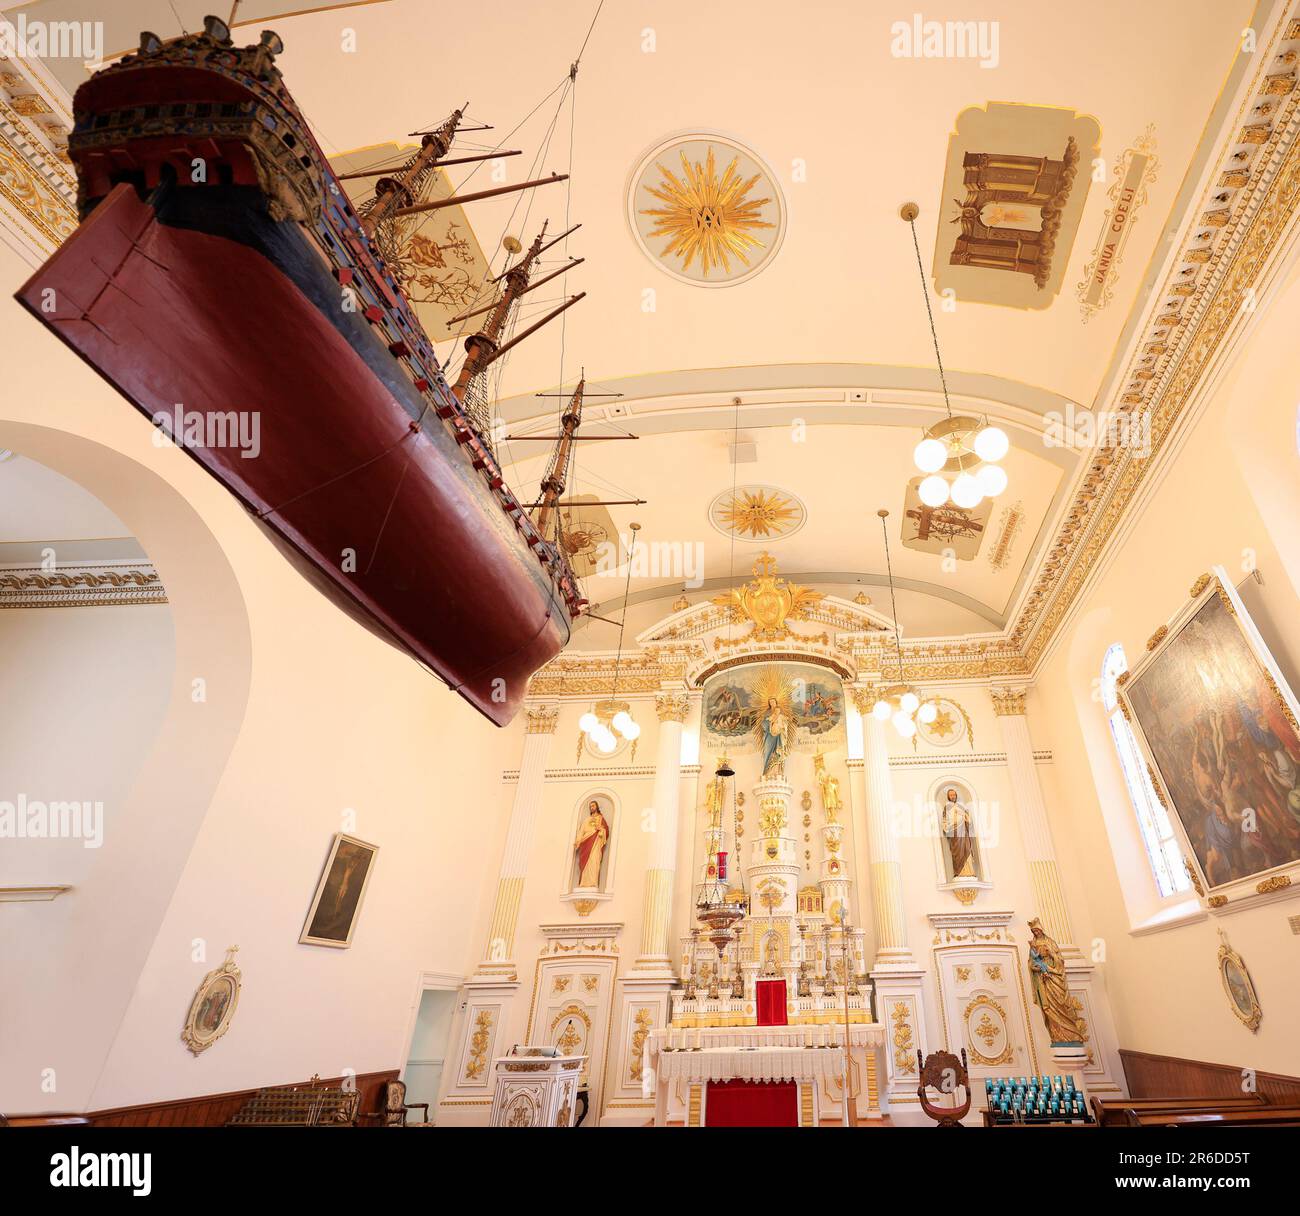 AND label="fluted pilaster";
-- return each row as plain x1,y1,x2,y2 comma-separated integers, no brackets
474,702,558,978
993,687,1076,950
